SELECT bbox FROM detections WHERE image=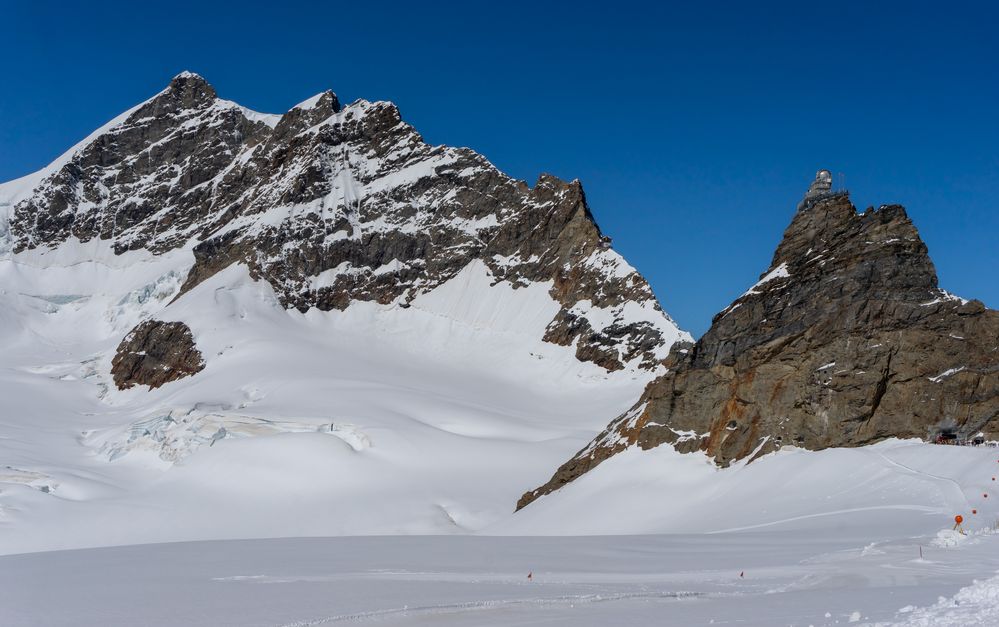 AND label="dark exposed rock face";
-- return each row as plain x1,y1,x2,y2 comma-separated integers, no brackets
111,320,205,390
6,72,687,372
519,174,999,510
